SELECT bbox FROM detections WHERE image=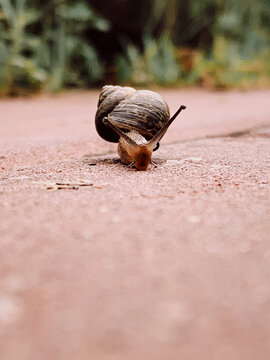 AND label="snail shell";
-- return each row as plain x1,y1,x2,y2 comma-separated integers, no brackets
95,85,170,143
